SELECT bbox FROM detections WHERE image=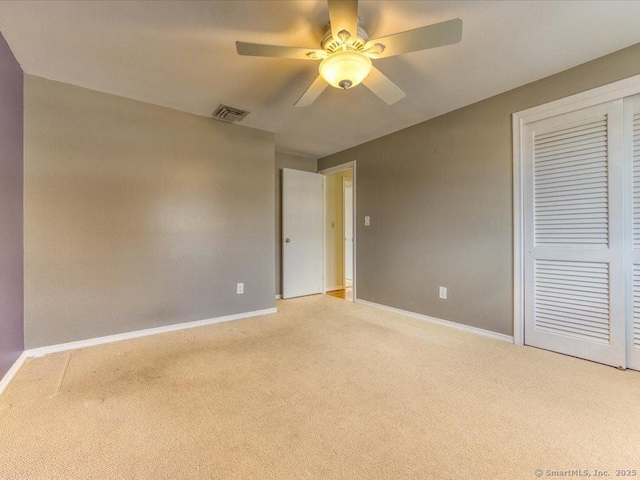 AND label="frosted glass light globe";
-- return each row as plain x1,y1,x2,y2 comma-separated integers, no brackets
319,50,372,90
